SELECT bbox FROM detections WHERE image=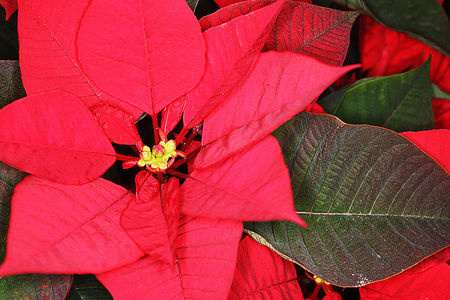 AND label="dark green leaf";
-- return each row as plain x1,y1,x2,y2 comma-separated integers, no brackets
65,275,113,300
245,112,450,287
0,274,72,300
432,83,450,100
0,60,26,109
334,0,450,57
318,58,434,132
